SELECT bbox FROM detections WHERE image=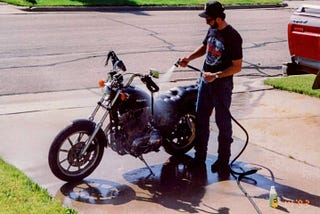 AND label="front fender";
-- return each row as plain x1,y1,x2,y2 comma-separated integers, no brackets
72,119,108,148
